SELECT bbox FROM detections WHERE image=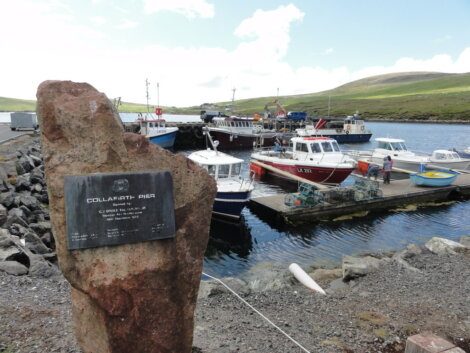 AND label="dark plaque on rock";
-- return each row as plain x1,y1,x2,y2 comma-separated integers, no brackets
64,171,175,250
